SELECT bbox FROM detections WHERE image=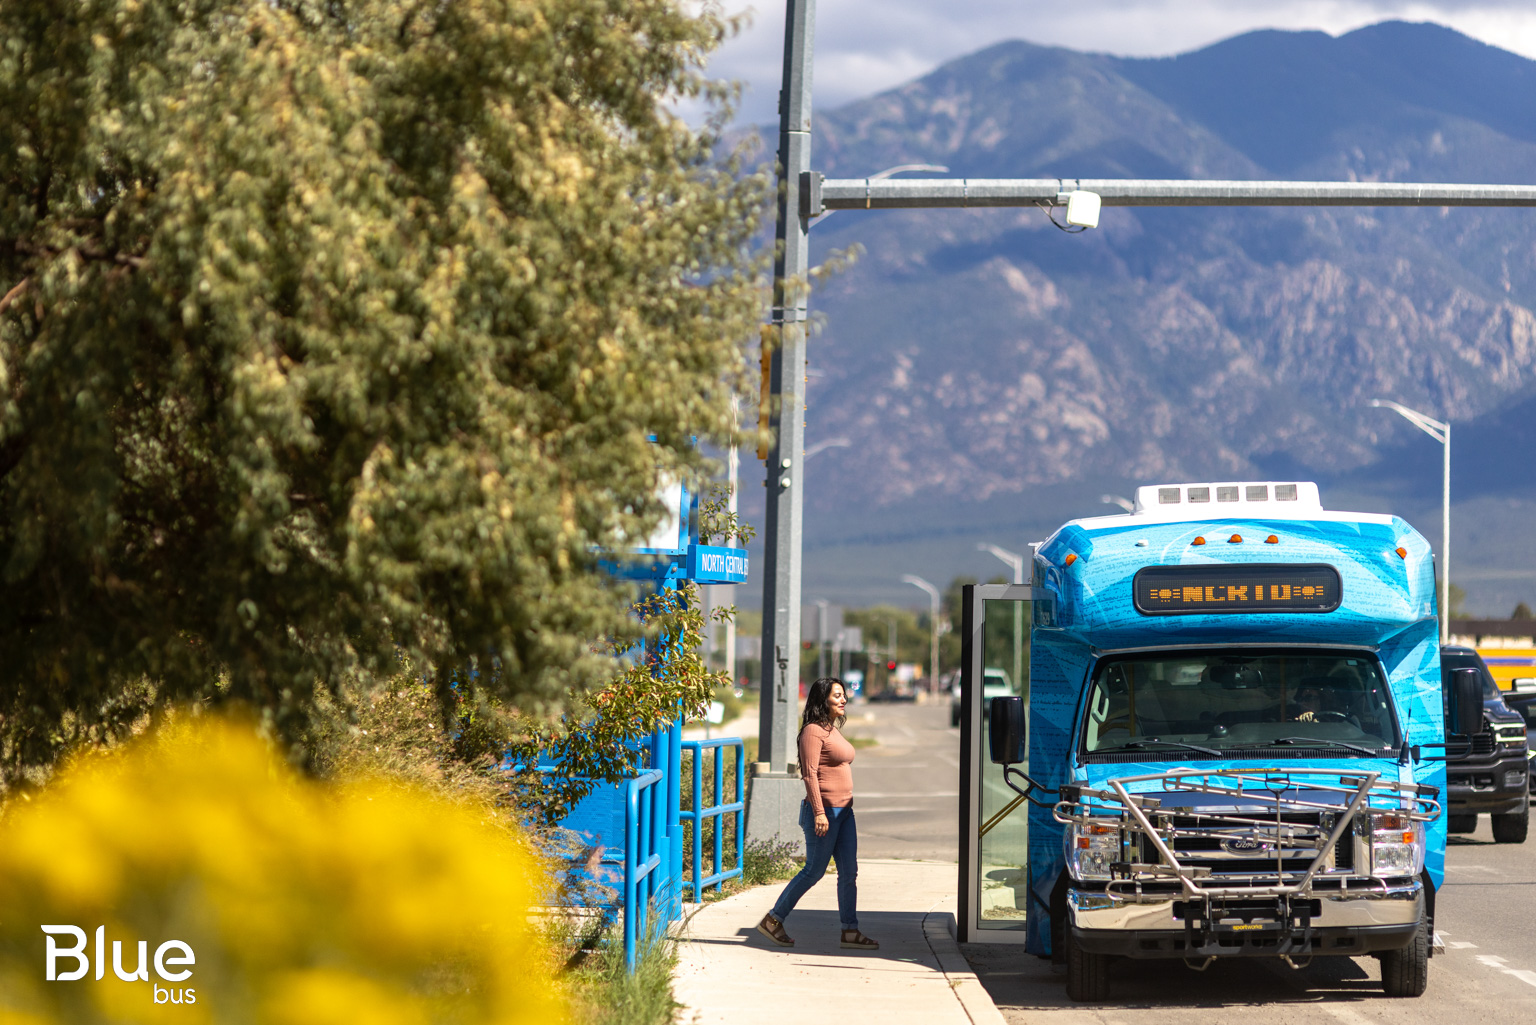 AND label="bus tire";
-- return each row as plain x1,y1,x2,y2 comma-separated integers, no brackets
1492,804,1529,844
1065,930,1110,1002
1379,914,1428,997
1446,813,1478,834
